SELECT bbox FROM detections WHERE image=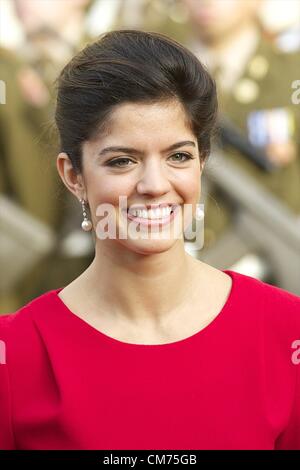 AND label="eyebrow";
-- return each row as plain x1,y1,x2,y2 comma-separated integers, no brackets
97,140,196,157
